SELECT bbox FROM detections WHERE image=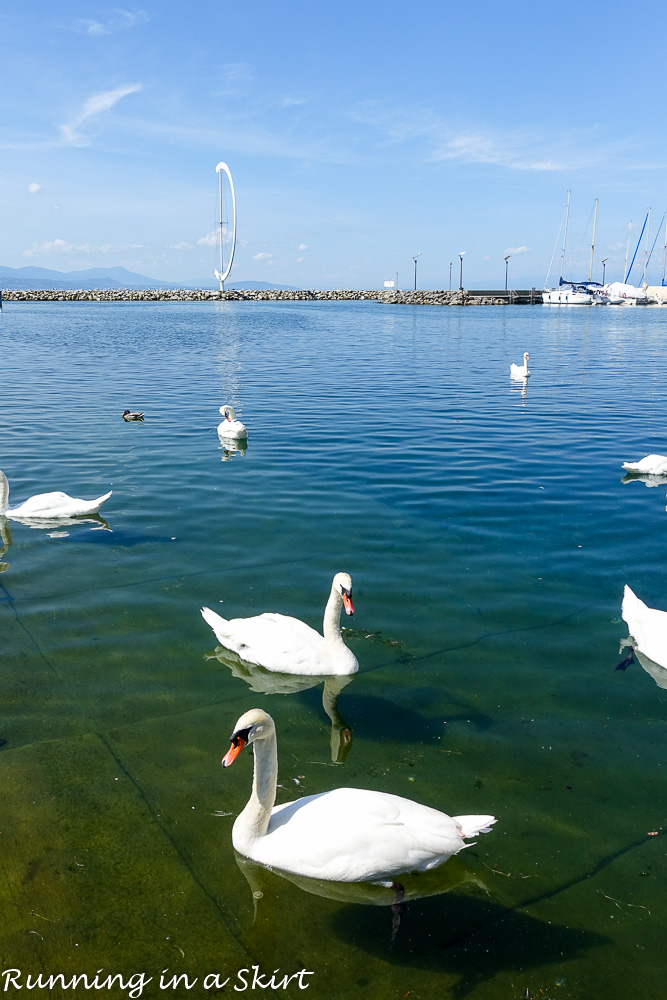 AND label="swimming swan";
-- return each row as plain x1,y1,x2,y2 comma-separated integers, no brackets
218,405,247,440
622,585,667,670
201,572,358,676
222,708,497,882
621,455,667,476
510,352,530,379
0,470,112,520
